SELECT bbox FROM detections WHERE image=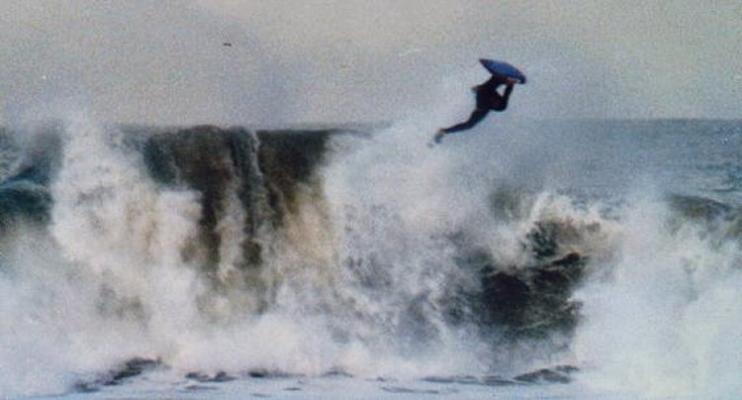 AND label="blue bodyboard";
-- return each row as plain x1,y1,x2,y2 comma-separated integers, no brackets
479,59,526,84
